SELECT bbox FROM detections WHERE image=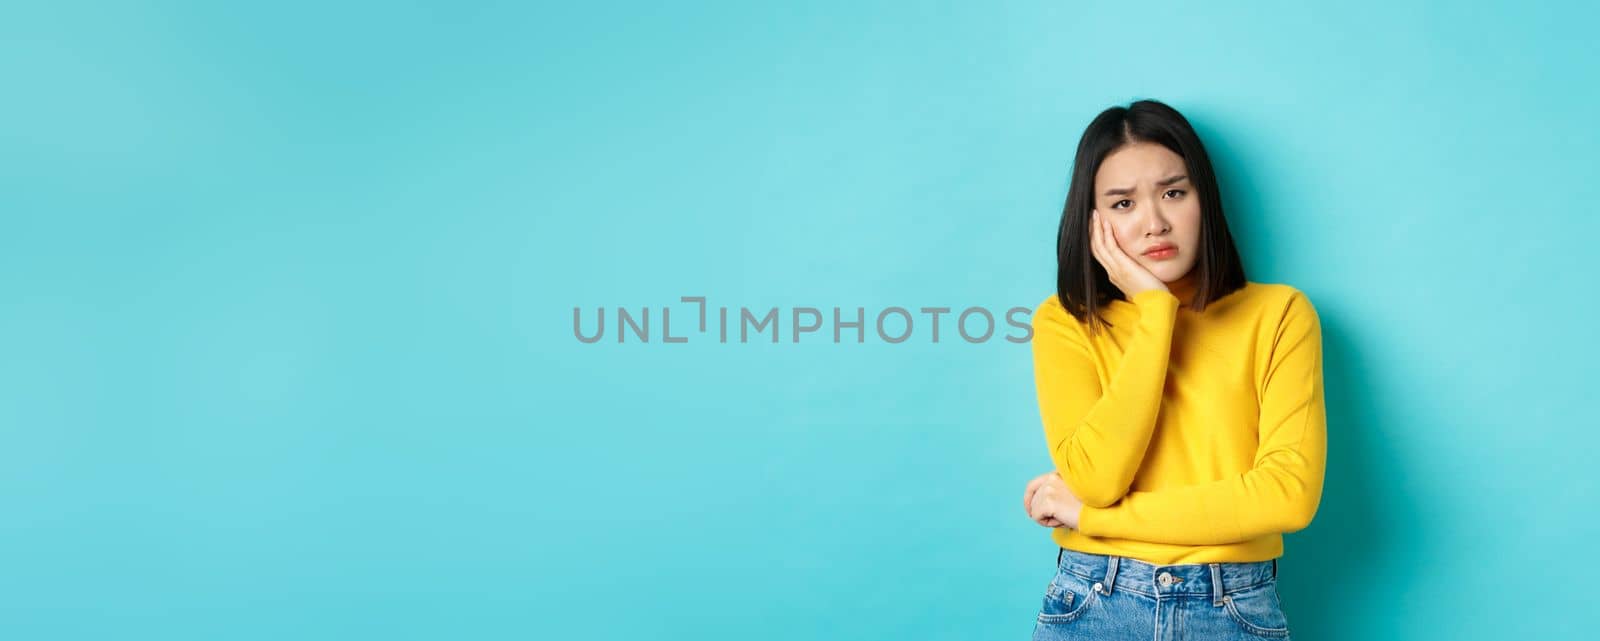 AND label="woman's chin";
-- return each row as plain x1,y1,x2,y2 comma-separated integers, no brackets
1152,264,1196,284
1147,267,1179,281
